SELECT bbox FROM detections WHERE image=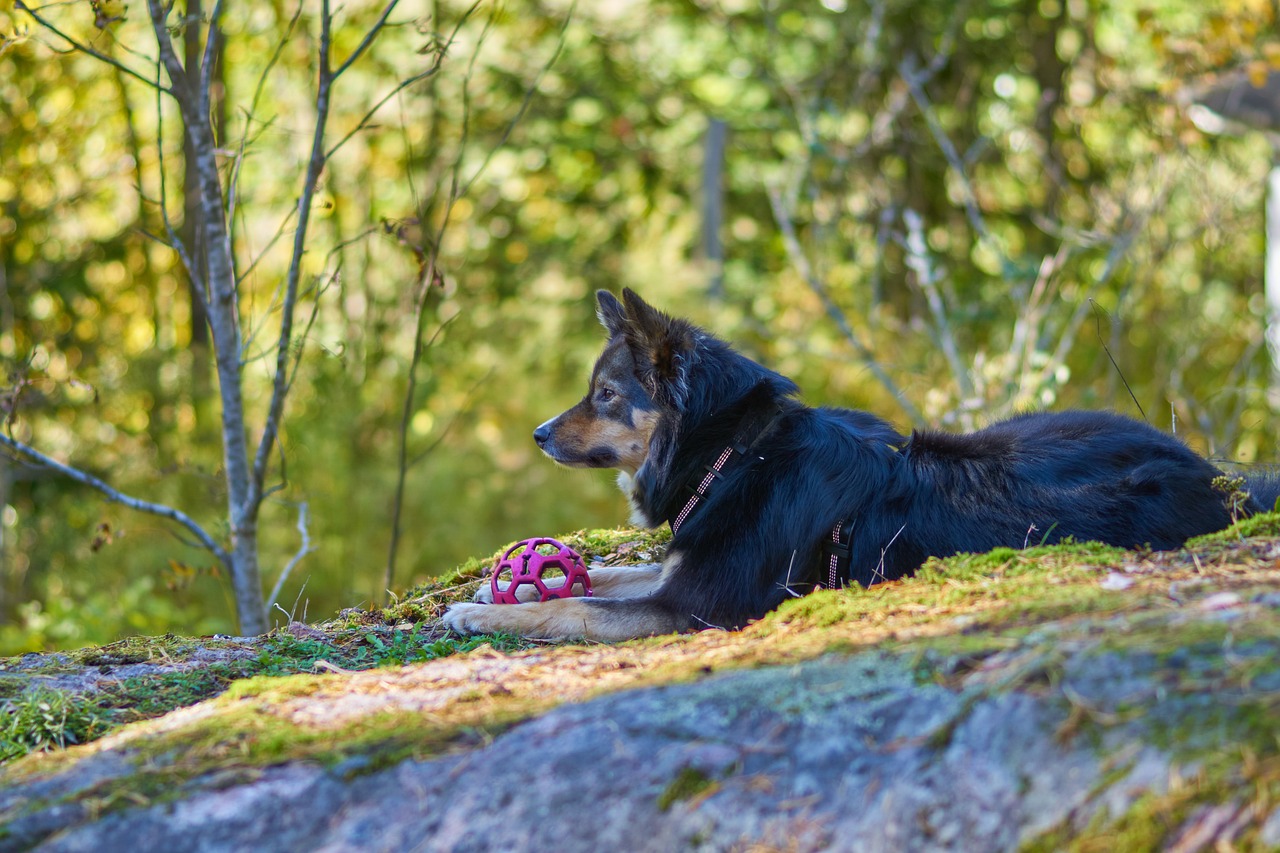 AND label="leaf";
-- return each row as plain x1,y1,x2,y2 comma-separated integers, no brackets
1248,60,1270,89
90,0,126,29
